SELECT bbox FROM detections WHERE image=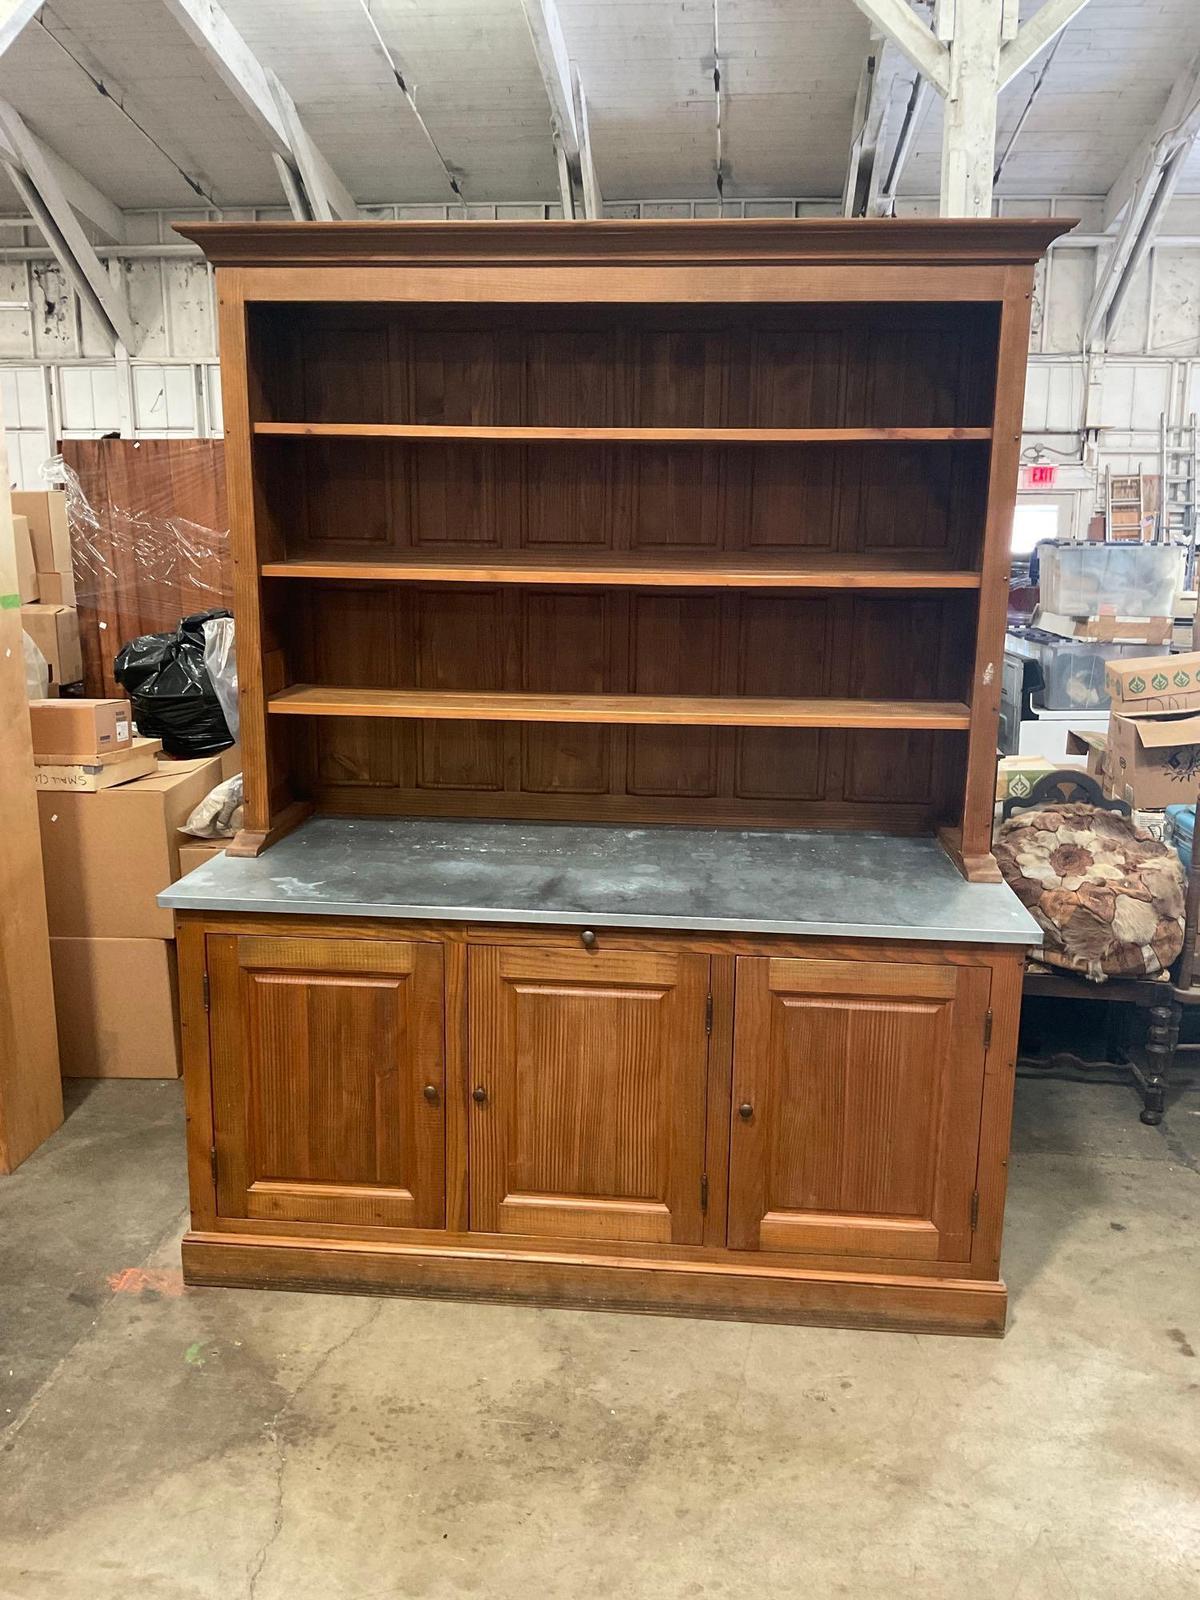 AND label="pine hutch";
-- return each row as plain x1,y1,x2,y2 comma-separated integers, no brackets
162,218,1064,1334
